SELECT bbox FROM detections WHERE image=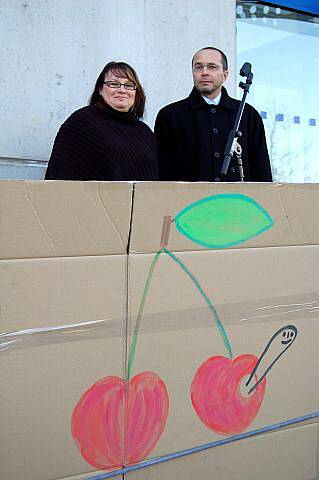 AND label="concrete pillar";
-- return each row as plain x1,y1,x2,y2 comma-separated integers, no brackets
0,0,236,161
